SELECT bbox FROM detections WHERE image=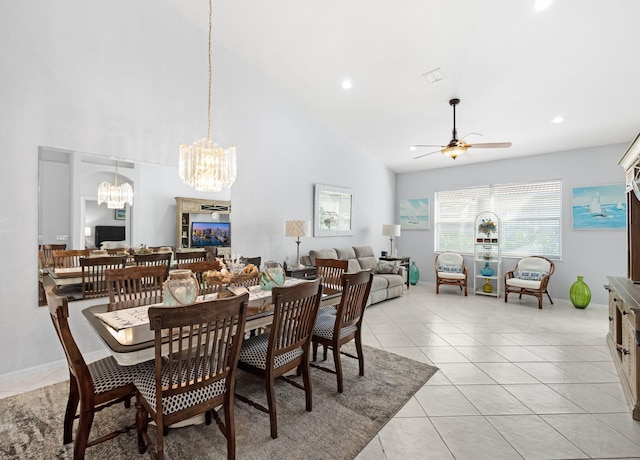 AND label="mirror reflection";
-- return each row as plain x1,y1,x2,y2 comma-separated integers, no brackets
38,146,231,305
